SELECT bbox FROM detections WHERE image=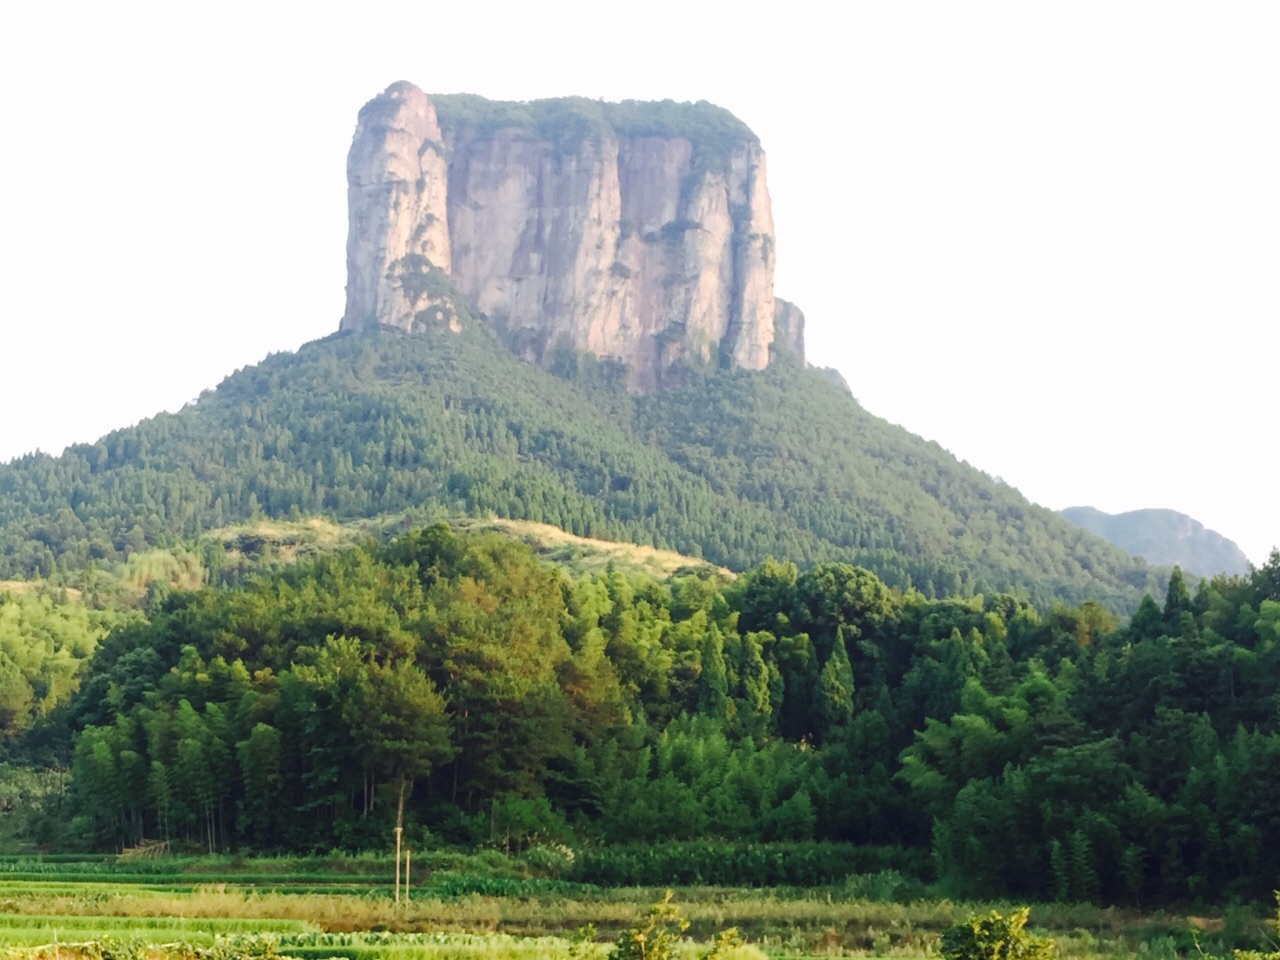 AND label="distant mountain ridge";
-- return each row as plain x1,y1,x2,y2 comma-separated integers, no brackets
1058,506,1251,578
